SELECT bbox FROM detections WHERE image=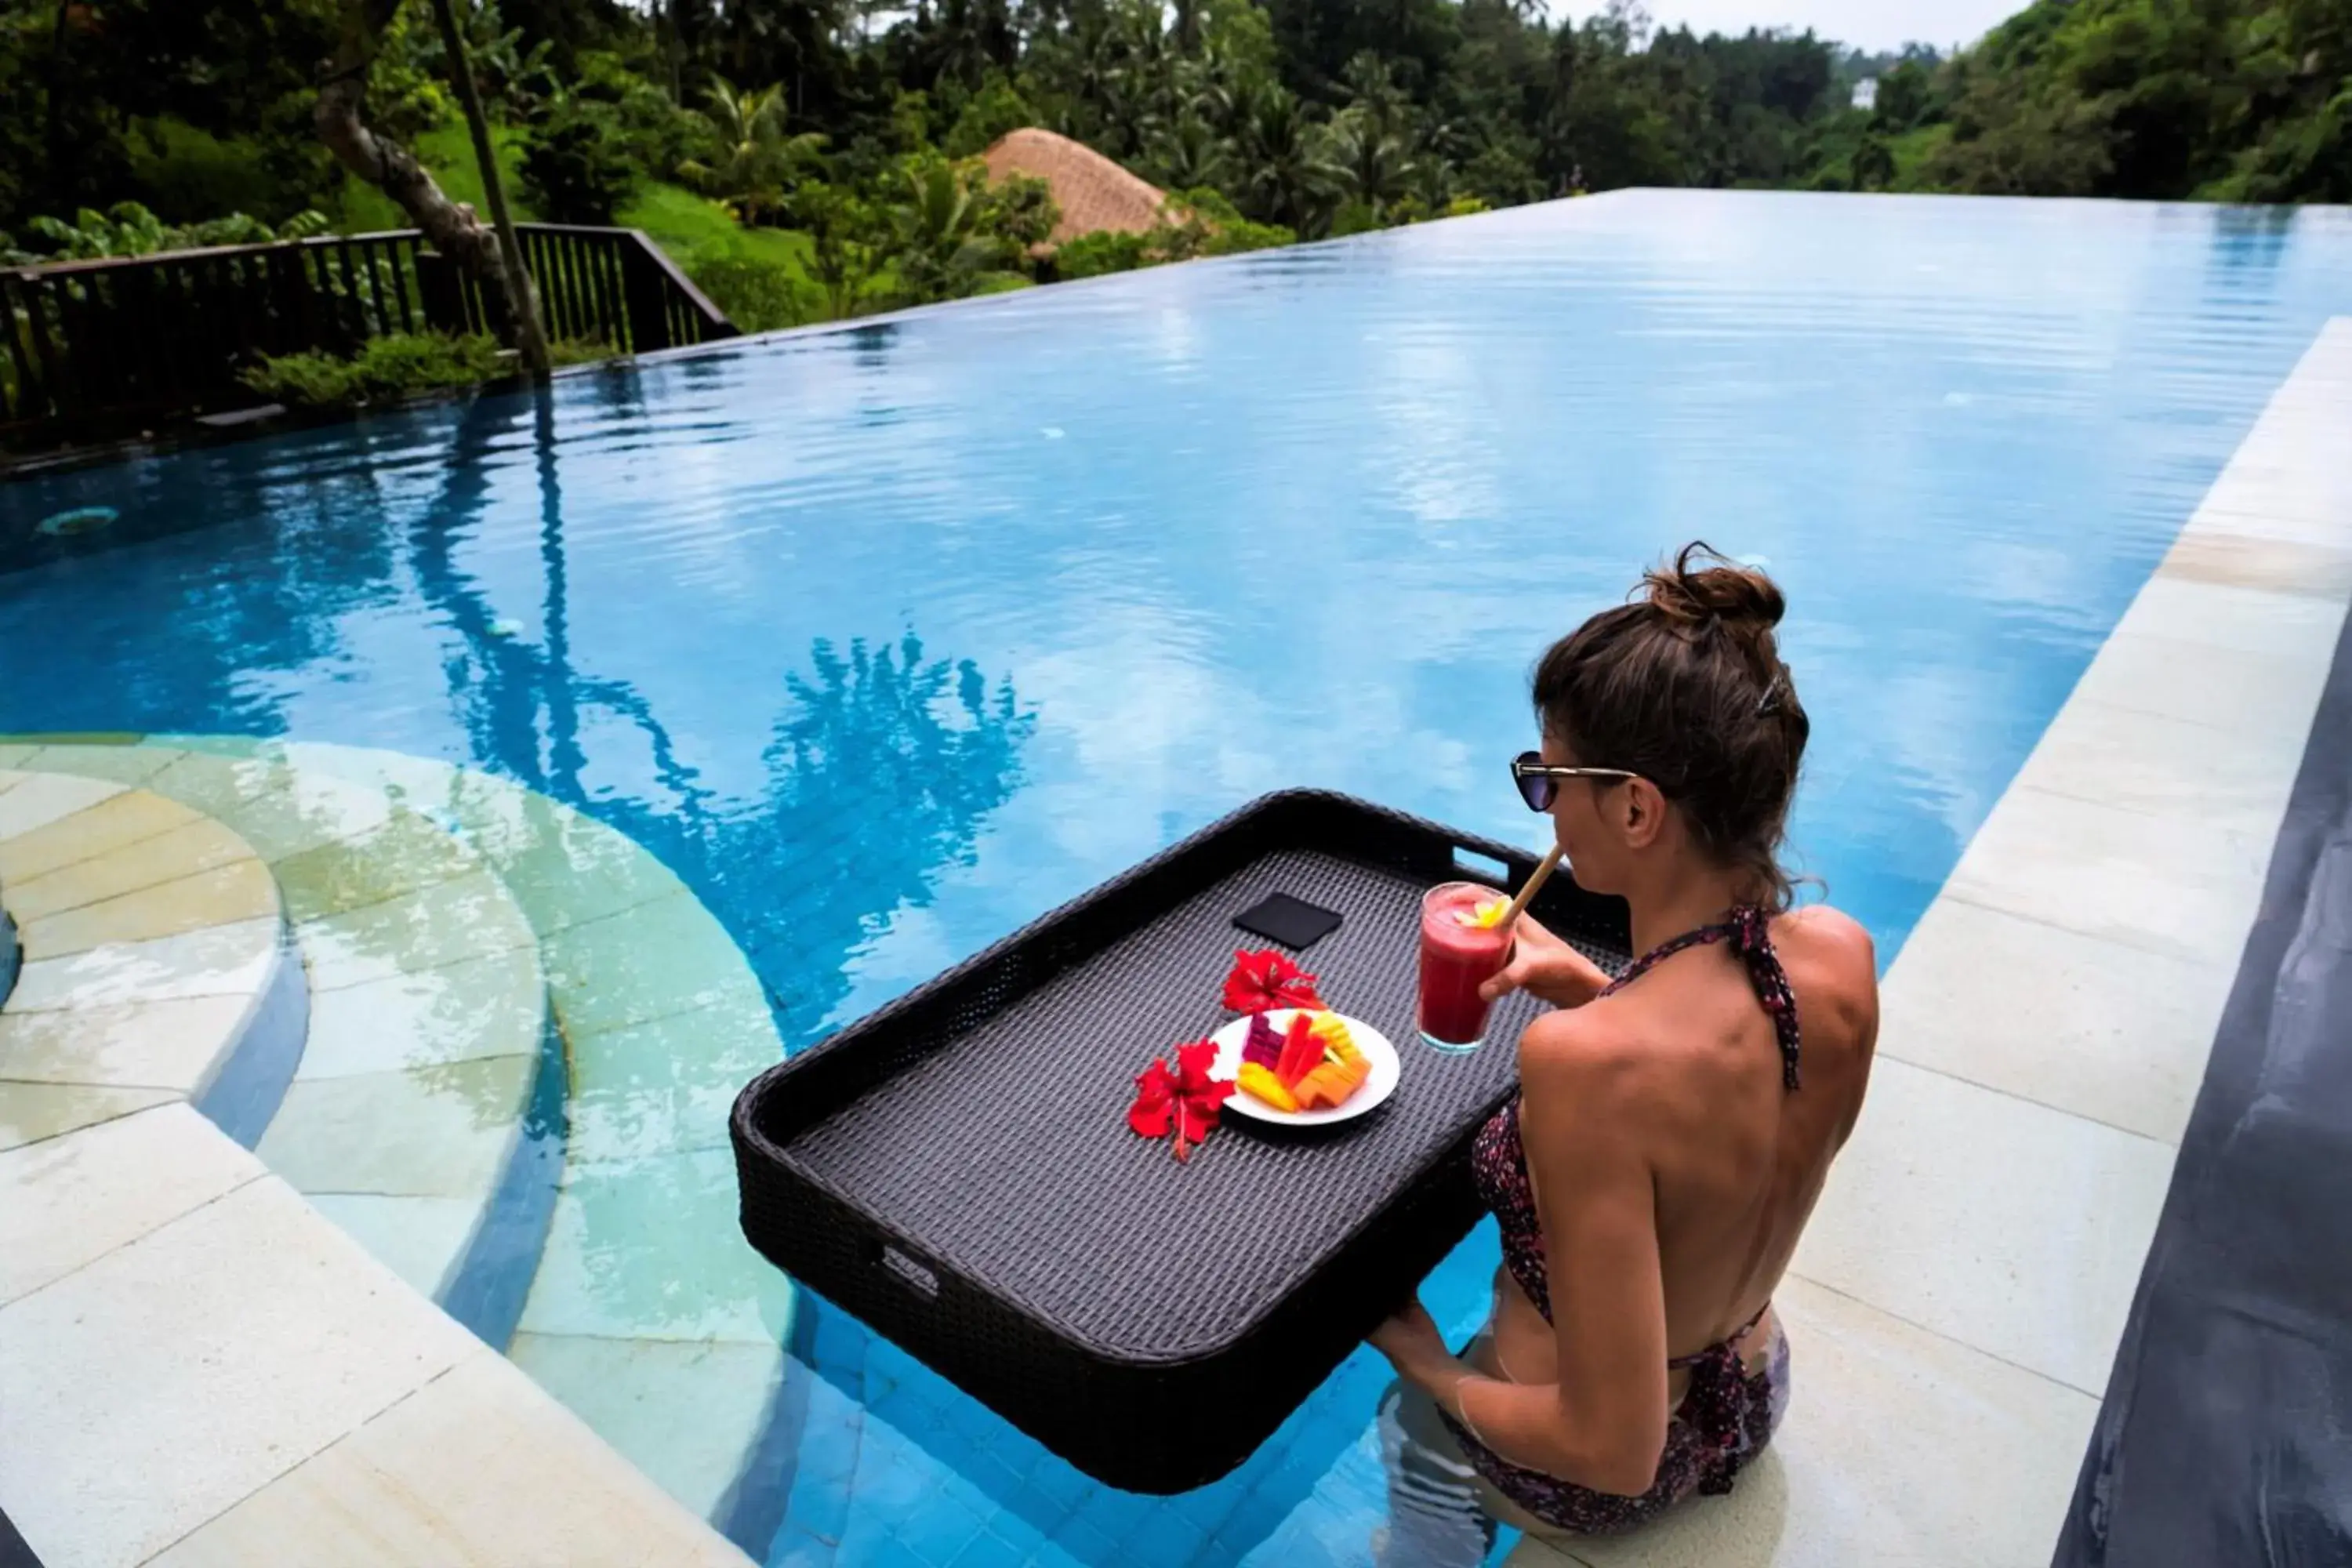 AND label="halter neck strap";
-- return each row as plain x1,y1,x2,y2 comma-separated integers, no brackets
1599,905,1802,1091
